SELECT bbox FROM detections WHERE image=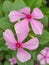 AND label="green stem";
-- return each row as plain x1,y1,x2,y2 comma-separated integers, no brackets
28,34,34,38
